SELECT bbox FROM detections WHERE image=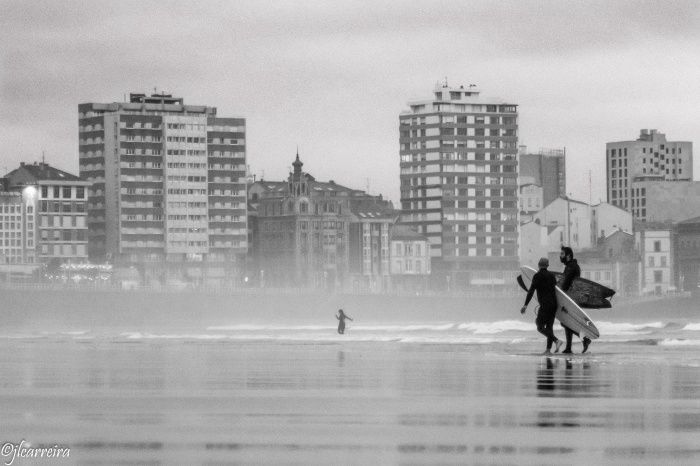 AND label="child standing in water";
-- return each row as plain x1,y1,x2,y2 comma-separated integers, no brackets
336,309,353,334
